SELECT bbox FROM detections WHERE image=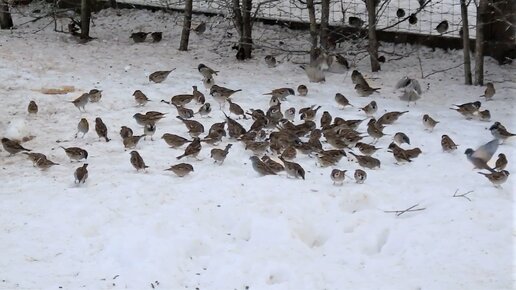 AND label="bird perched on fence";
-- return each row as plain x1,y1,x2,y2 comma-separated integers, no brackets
481,82,495,101
435,20,449,34
464,139,499,172
149,69,175,83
